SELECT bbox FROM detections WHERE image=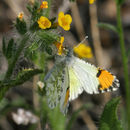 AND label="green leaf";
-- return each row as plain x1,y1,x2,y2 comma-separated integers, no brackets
26,4,33,13
15,68,43,85
37,30,59,45
45,46,52,55
6,38,14,59
2,37,6,56
41,99,66,130
99,97,123,130
69,0,75,2
126,49,130,58
115,0,124,5
50,17,56,24
97,23,118,33
15,18,27,35
44,0,51,17
0,69,43,101
0,98,8,112
48,106,66,130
